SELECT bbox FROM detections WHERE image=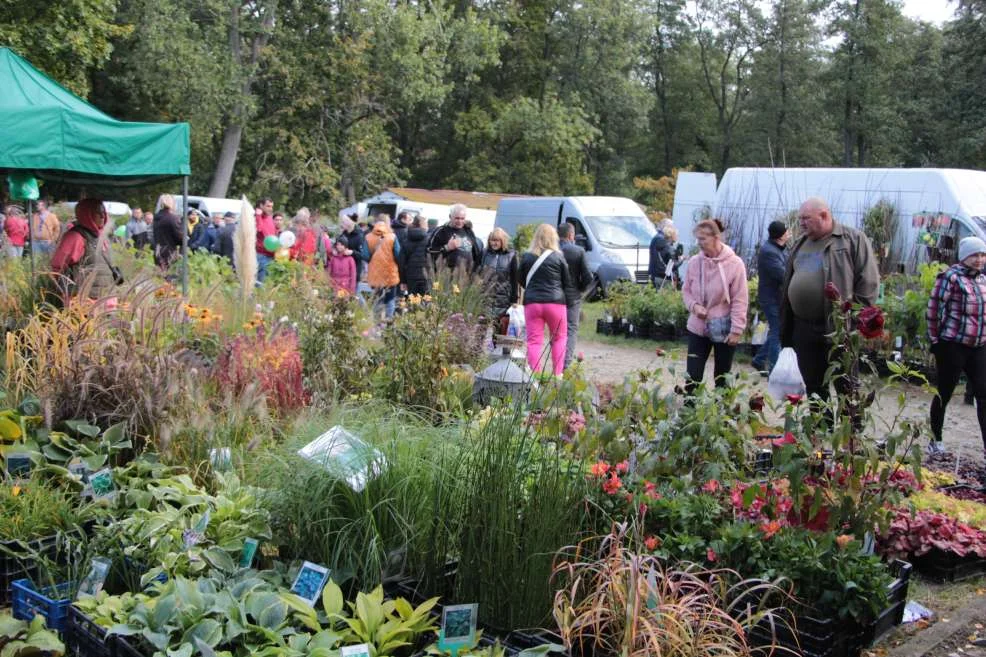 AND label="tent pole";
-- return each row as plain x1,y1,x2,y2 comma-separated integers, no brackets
27,199,35,283
181,176,189,297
